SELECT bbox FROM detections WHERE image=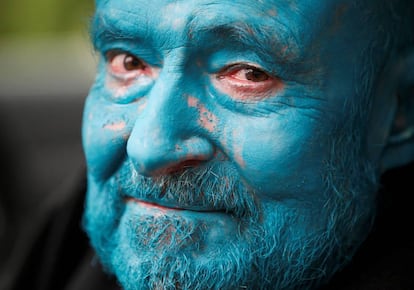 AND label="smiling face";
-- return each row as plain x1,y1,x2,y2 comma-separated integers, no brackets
82,0,397,289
